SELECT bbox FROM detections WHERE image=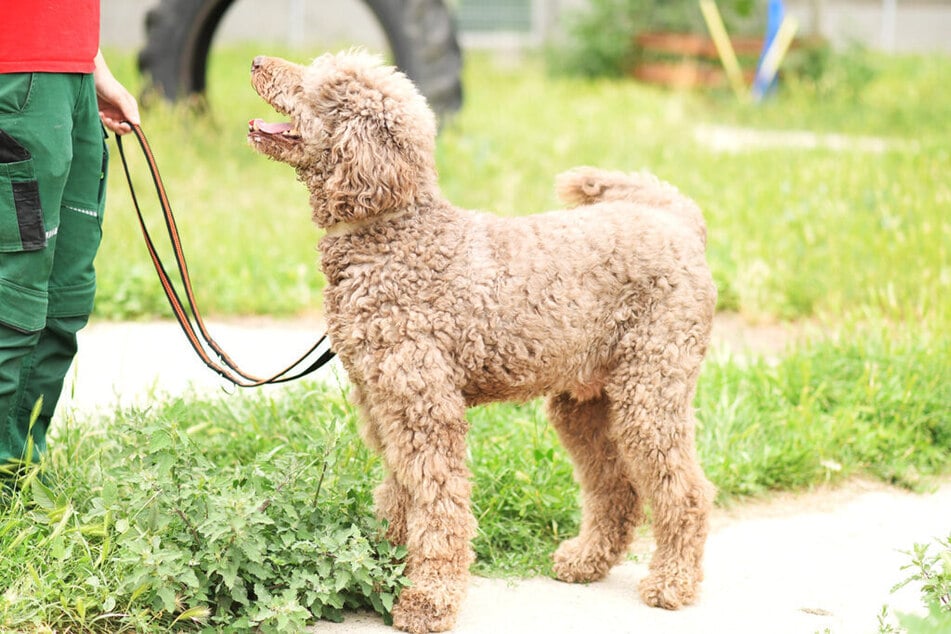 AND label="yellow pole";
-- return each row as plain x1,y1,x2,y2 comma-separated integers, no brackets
699,0,746,101
752,15,800,101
